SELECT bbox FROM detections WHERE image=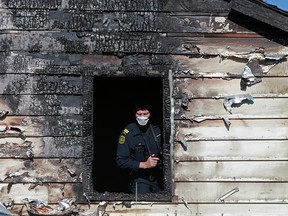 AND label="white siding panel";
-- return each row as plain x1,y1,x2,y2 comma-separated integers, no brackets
175,161,288,181
176,119,288,140
175,182,288,203
174,78,288,97
176,98,288,117
174,140,288,161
